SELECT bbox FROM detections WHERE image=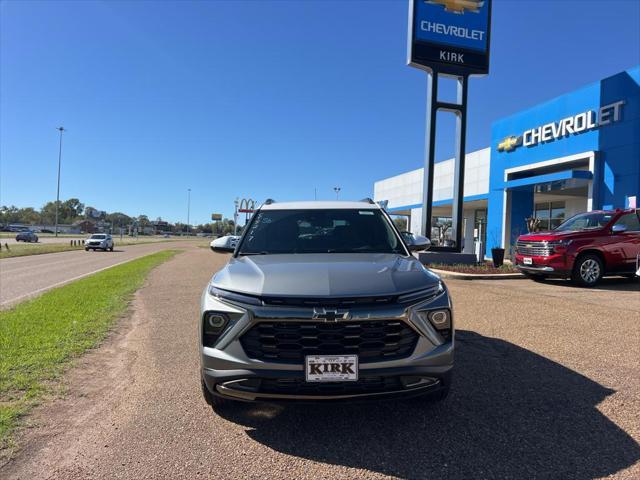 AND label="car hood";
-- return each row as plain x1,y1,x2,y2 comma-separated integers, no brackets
518,229,604,242
211,253,440,298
